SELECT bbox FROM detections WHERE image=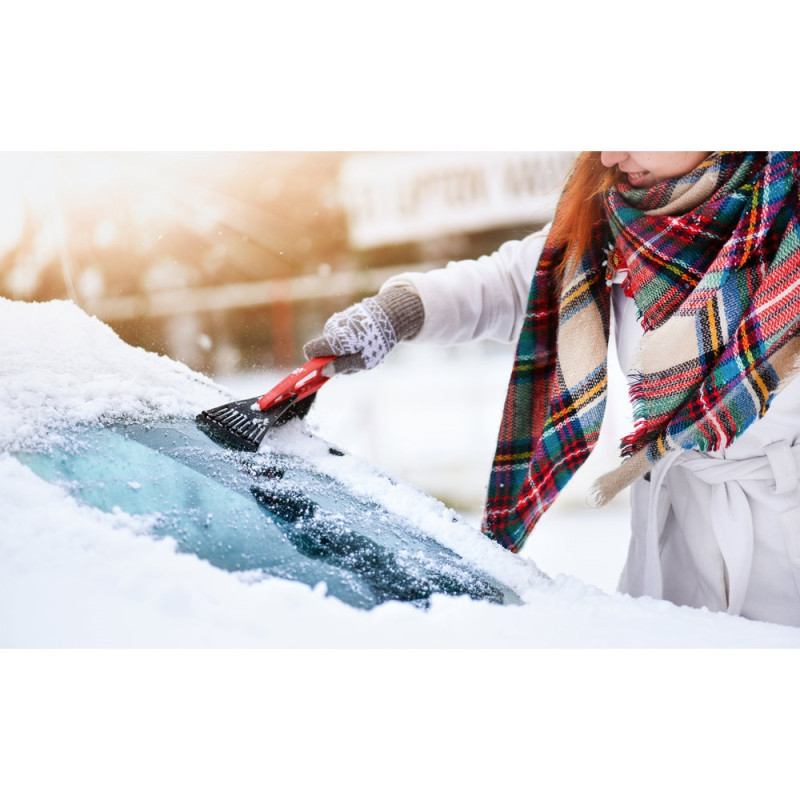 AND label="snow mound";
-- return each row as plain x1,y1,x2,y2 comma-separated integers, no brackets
0,298,227,451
